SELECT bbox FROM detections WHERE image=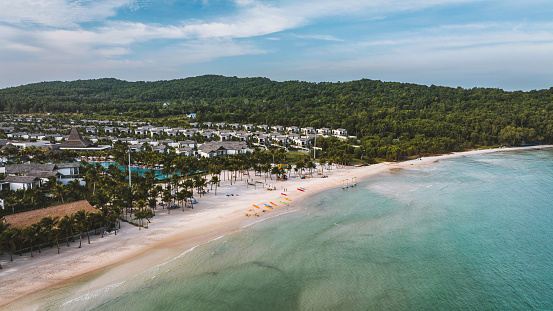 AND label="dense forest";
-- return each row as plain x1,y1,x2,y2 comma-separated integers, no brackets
1,75,552,159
